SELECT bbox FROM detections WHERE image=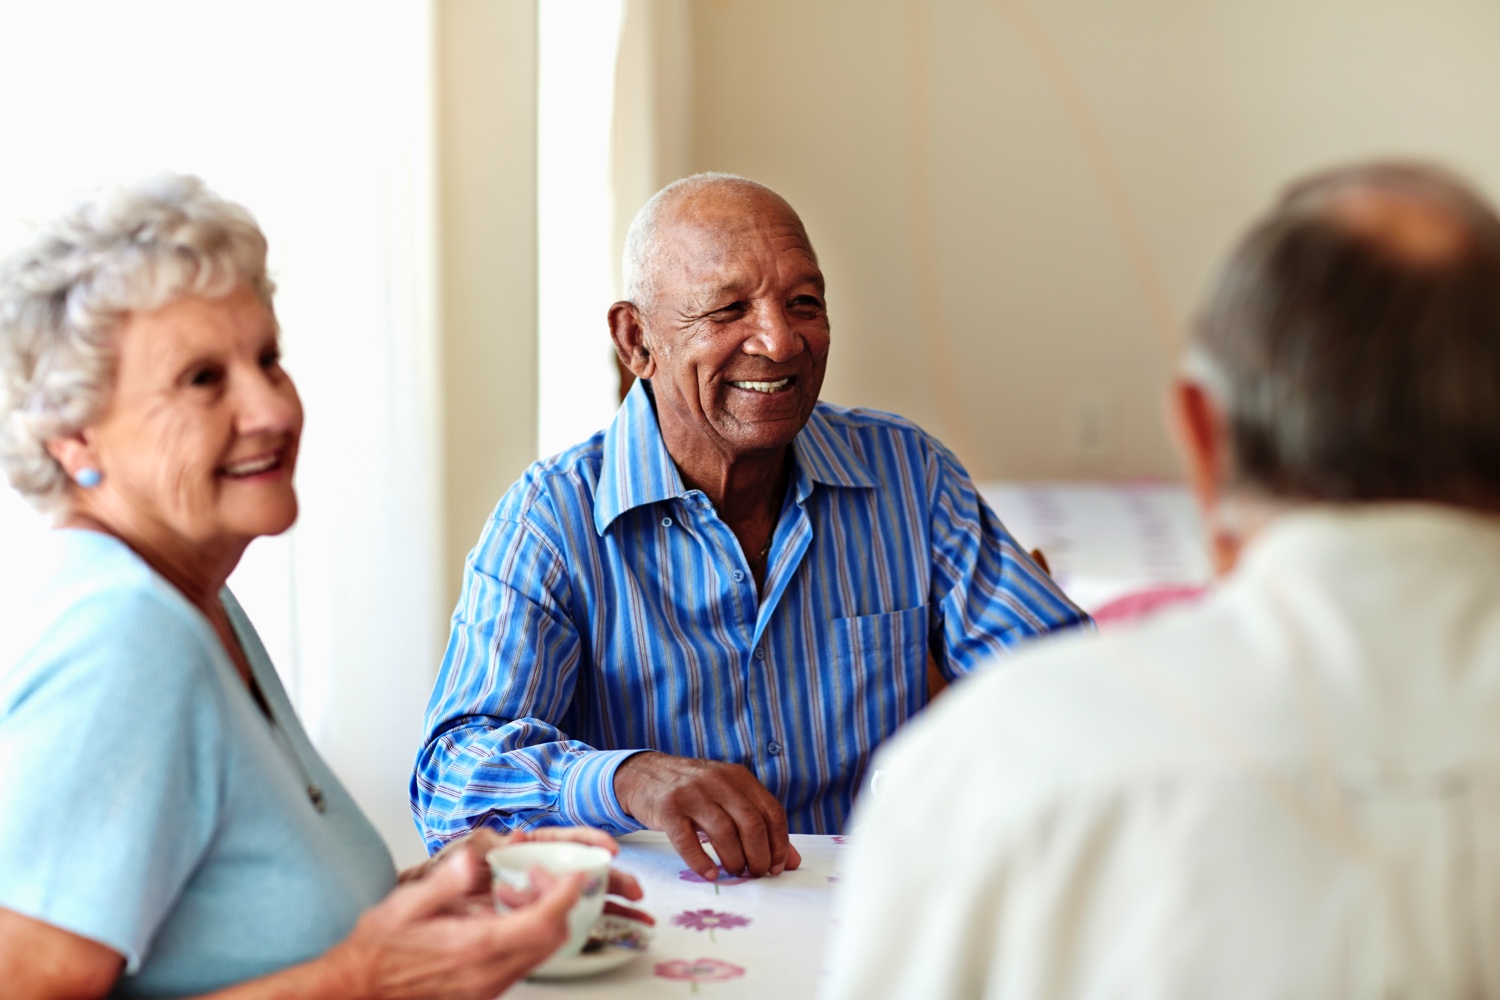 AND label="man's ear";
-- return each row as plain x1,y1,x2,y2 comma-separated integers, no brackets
608,301,656,380
1167,378,1227,511
1167,378,1242,575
